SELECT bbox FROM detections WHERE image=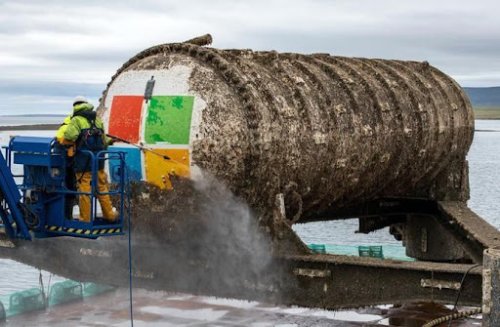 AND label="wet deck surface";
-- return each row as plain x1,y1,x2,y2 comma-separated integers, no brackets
5,289,482,326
